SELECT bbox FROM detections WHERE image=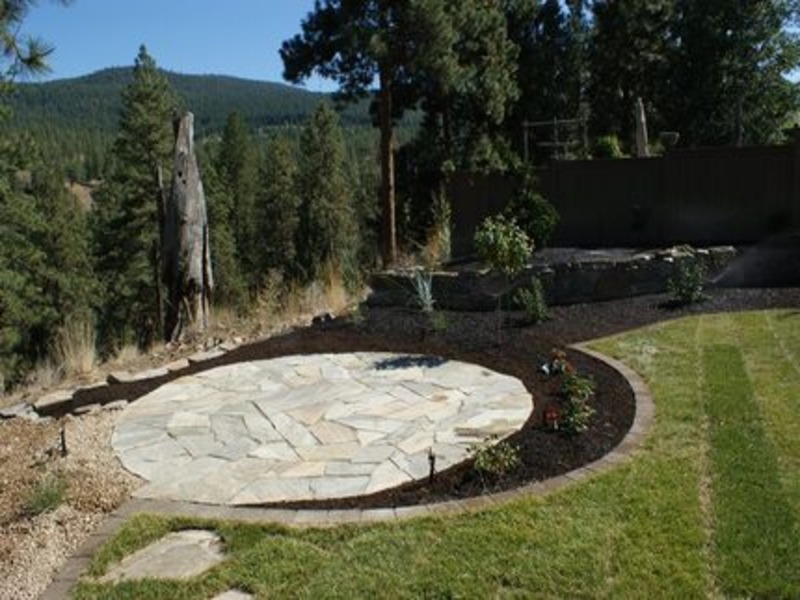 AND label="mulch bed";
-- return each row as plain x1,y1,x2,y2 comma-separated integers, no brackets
70,287,800,509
